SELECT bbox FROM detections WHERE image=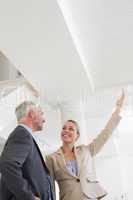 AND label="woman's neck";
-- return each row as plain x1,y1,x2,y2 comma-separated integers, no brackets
62,143,76,161
62,143,74,153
